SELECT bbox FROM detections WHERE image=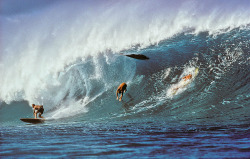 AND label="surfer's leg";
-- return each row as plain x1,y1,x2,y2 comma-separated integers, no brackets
119,92,123,101
38,113,44,118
